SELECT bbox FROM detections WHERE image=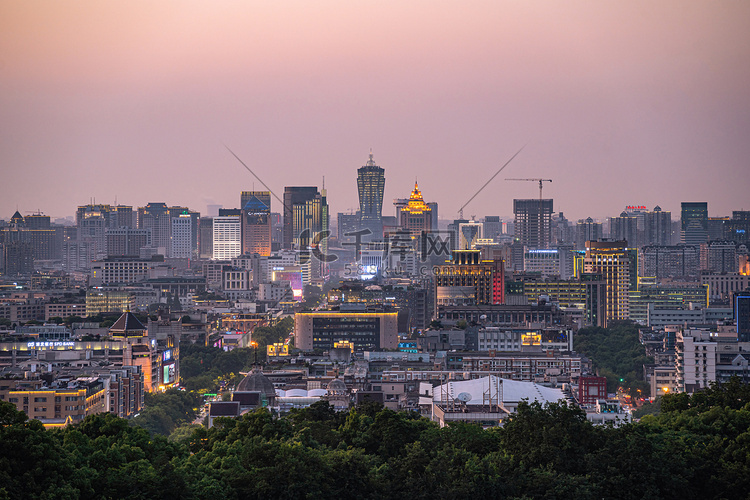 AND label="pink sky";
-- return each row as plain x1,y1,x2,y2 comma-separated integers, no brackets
2,1,749,222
